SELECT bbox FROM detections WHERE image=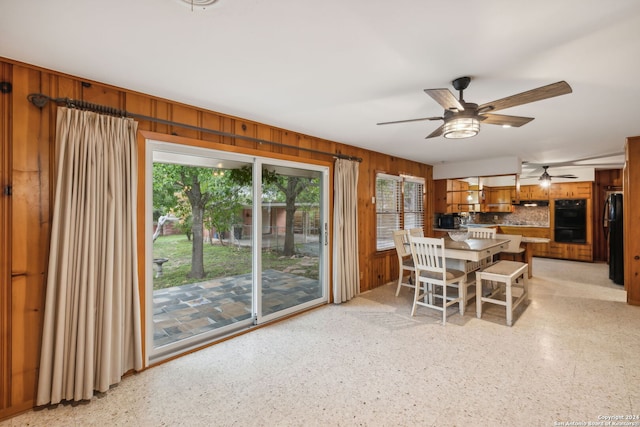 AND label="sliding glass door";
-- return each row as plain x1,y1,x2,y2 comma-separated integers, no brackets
146,141,328,364
257,161,327,323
